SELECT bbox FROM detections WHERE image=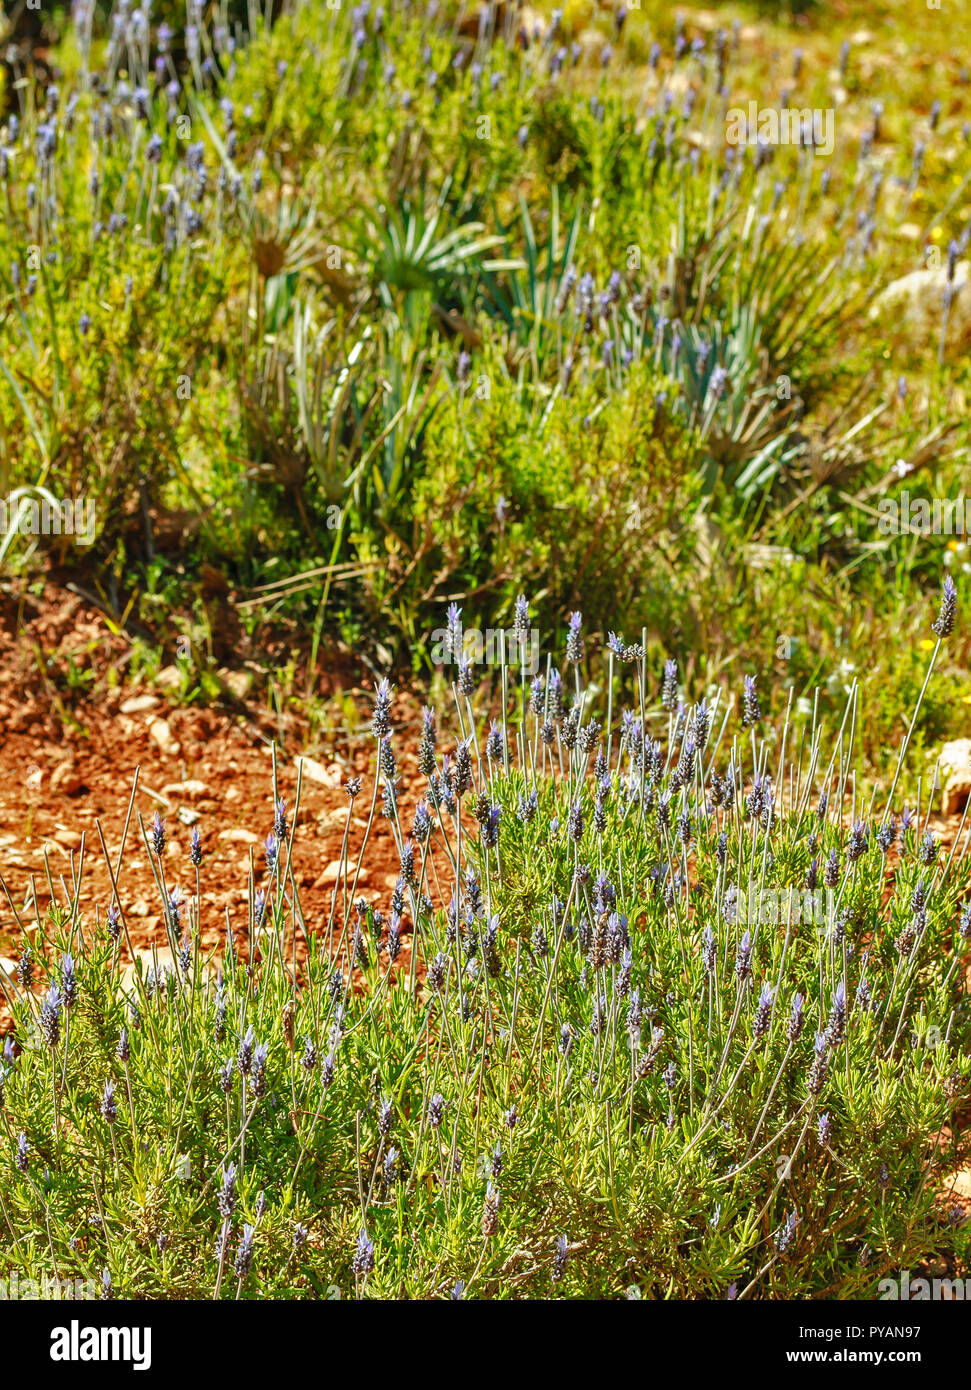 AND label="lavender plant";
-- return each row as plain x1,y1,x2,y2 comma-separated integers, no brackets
0,582,968,1298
